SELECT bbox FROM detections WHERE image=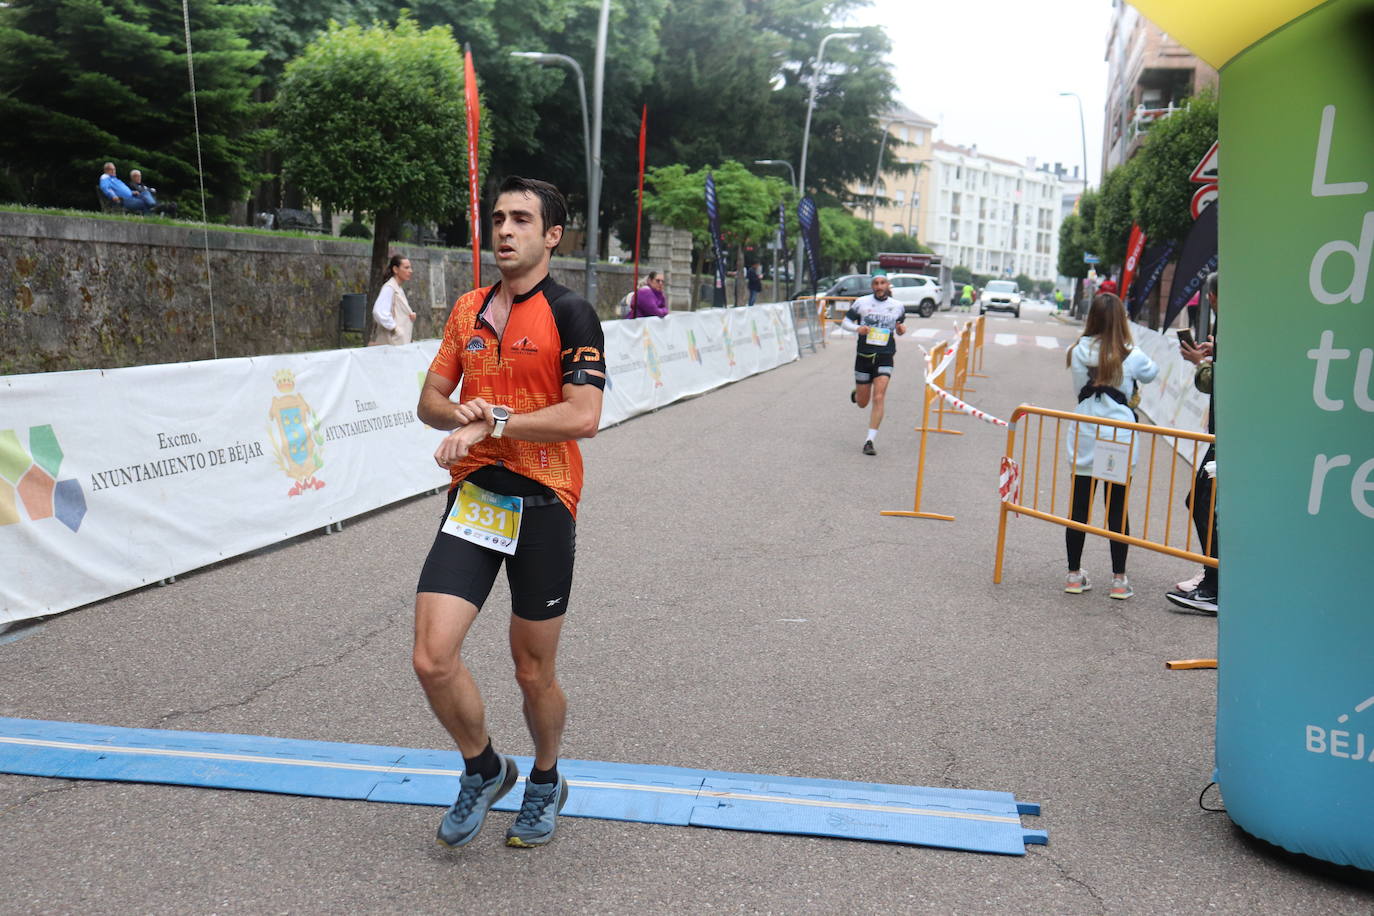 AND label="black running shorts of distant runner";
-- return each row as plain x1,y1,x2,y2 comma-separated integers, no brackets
855,349,895,383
